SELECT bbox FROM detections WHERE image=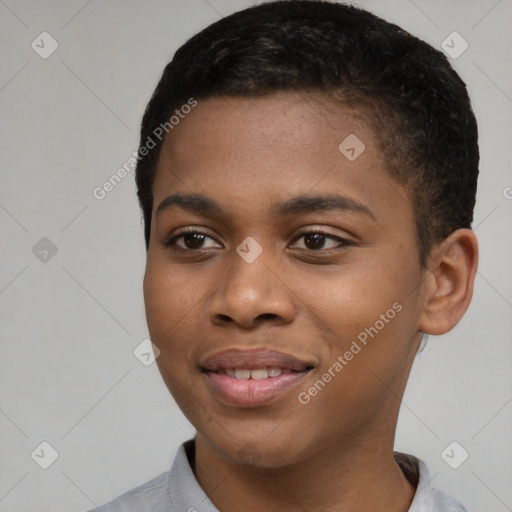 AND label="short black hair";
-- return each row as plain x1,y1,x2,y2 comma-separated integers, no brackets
135,0,479,266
